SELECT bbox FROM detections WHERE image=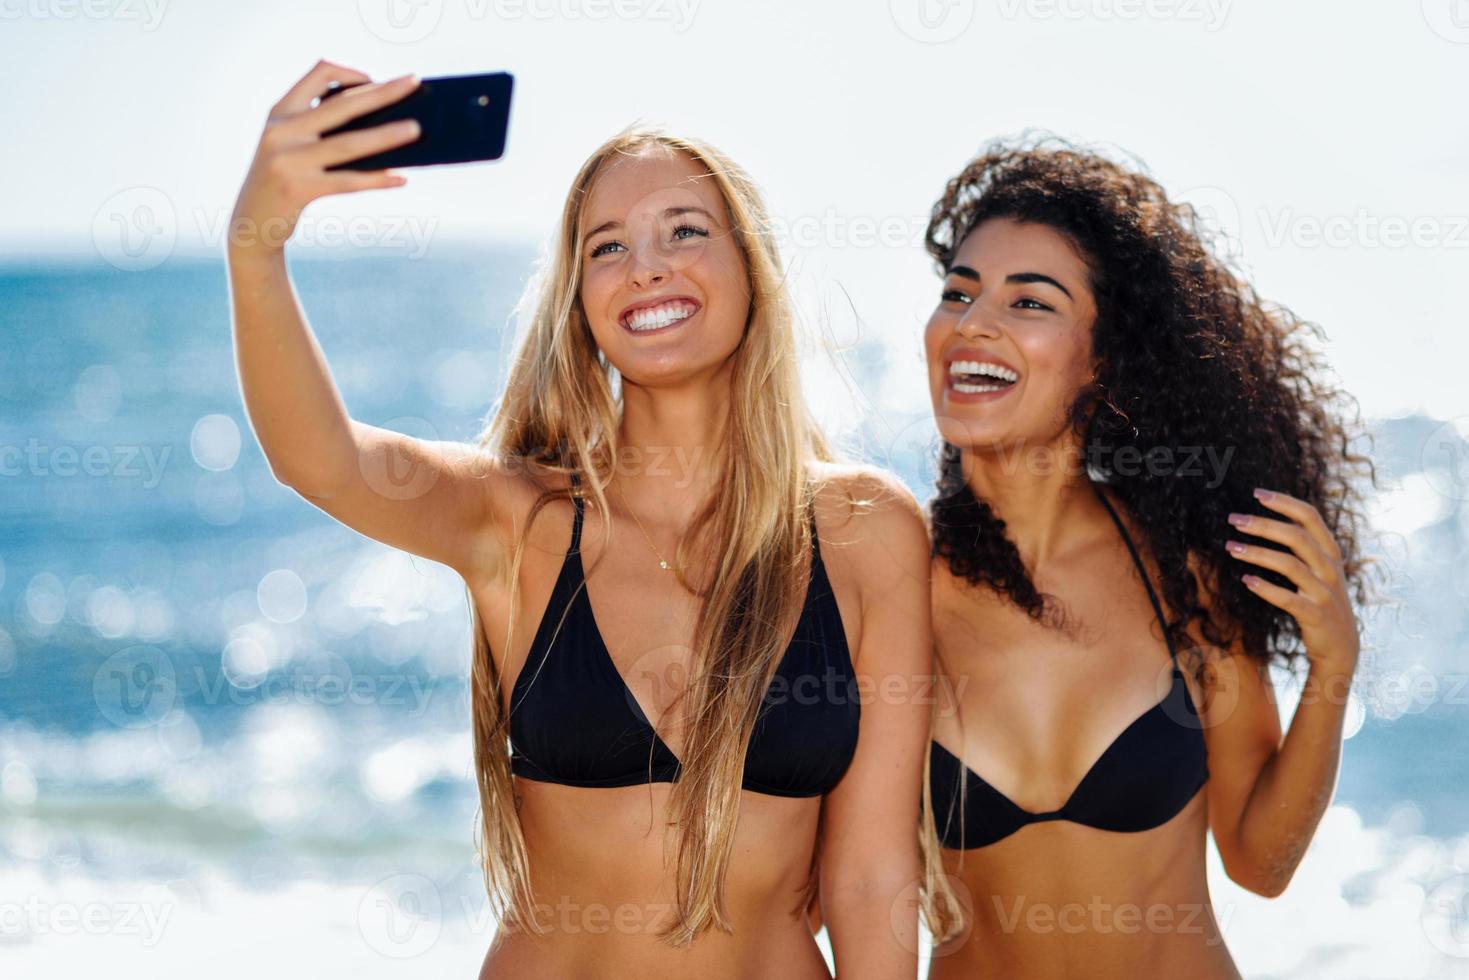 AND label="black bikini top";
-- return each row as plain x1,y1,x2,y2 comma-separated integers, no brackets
929,480,1209,849
509,472,860,798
